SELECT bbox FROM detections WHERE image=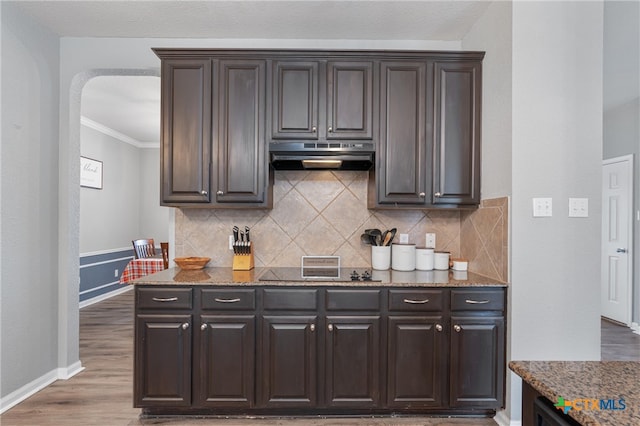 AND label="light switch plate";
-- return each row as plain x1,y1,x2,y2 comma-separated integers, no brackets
568,198,588,217
399,233,409,244
229,235,234,250
533,198,552,217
